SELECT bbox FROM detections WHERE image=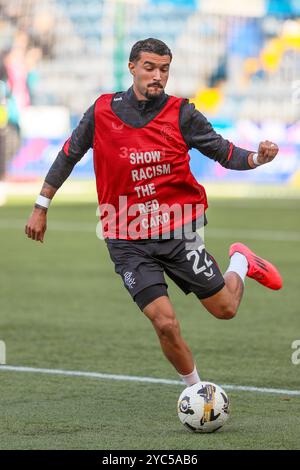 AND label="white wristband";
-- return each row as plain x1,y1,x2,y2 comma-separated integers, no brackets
36,195,51,208
252,153,262,166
